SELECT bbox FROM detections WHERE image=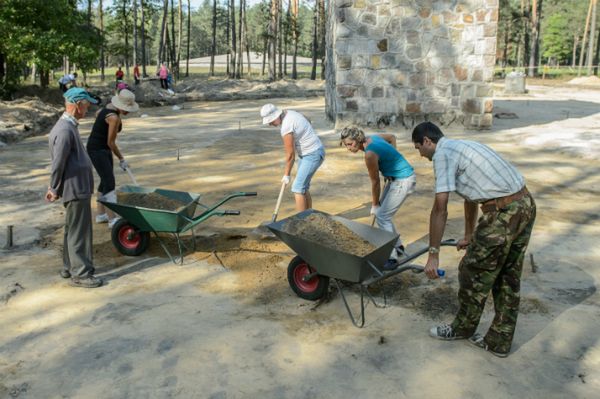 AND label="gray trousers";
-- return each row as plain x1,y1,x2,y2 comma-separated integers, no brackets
375,175,416,260
63,198,95,278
